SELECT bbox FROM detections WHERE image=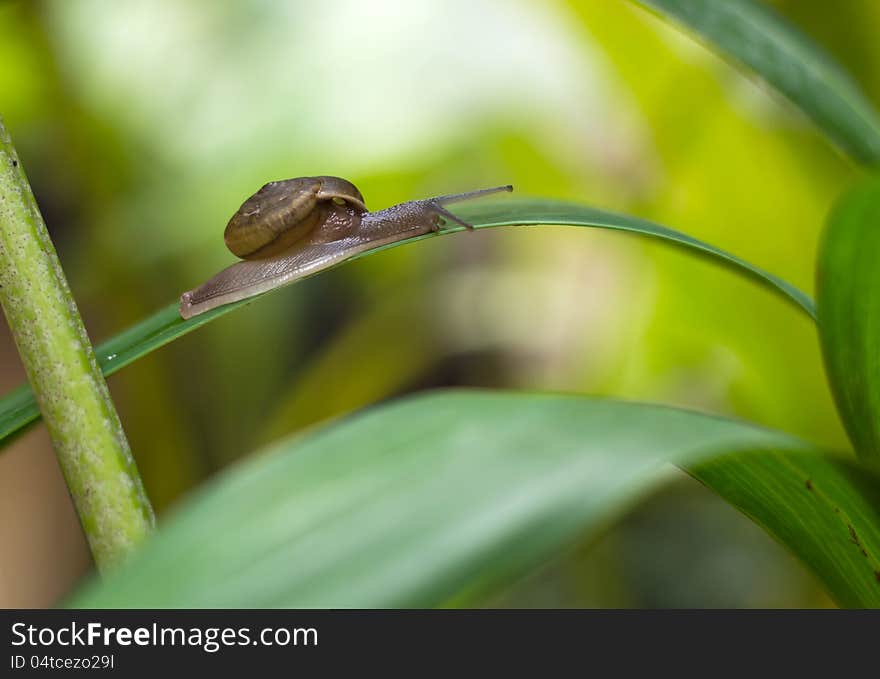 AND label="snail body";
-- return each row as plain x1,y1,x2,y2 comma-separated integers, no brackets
179,177,512,319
